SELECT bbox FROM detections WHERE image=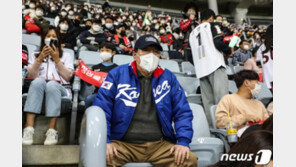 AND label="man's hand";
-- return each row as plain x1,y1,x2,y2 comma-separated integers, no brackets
170,144,190,165
87,37,95,41
106,143,118,164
